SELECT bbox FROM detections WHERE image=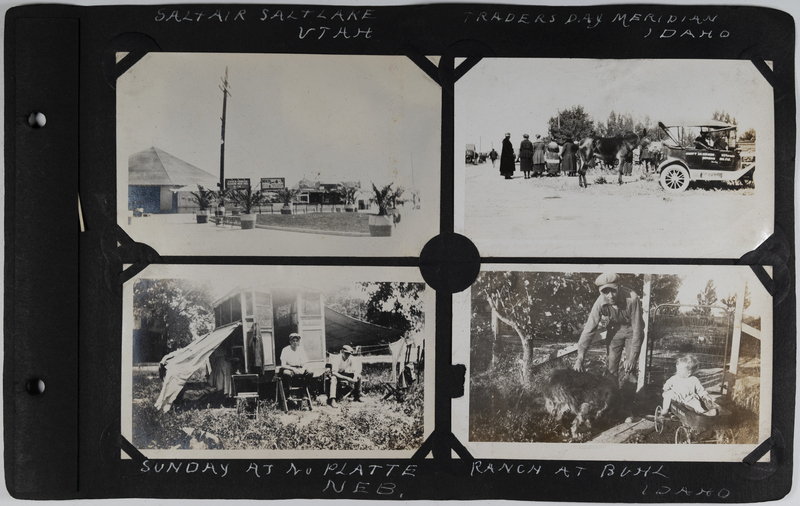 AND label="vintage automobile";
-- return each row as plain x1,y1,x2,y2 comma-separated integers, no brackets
465,143,478,164
656,120,755,192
